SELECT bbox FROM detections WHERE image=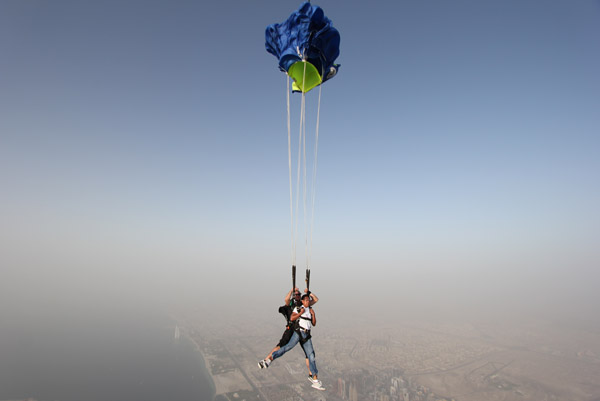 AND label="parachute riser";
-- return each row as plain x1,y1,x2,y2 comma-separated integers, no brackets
292,265,297,295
